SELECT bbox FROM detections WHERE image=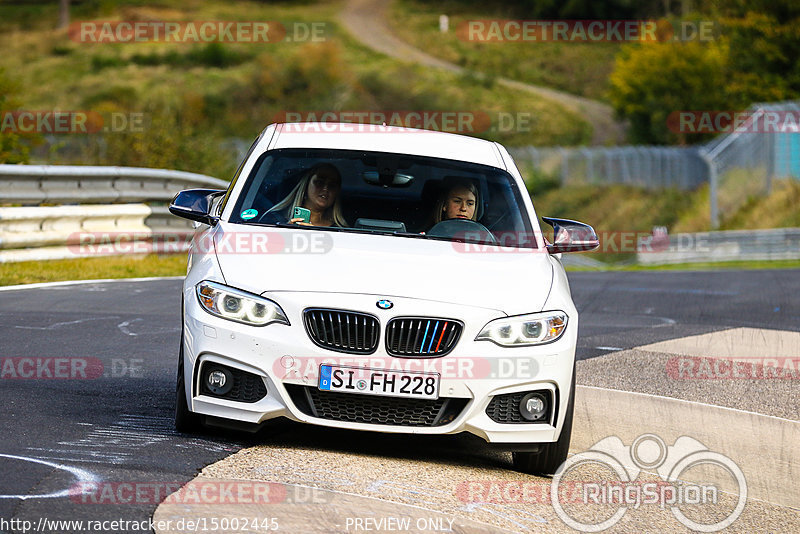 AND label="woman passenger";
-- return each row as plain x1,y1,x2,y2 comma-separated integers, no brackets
266,163,348,227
